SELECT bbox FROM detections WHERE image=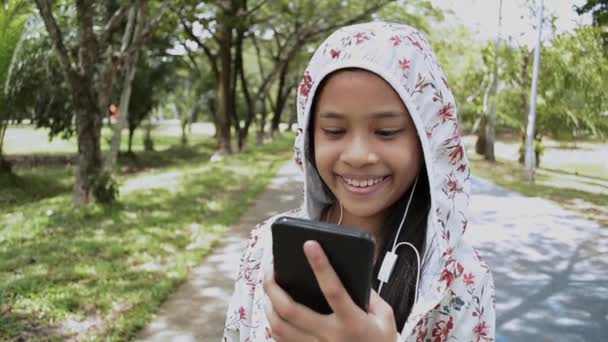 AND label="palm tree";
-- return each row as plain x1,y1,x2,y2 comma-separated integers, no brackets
0,0,30,174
